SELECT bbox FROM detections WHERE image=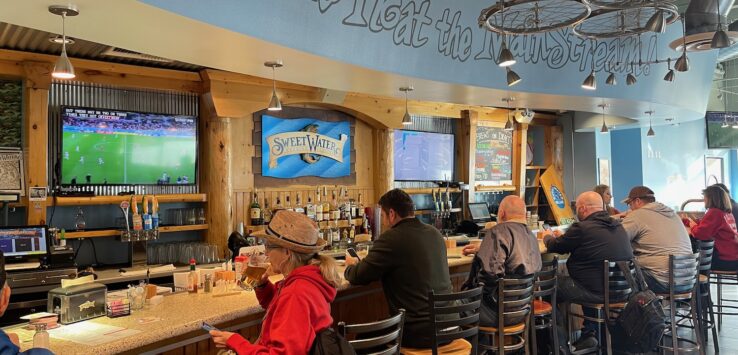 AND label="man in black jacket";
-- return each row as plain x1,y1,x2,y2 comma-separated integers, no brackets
344,189,453,349
544,191,633,351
